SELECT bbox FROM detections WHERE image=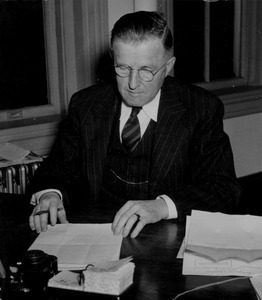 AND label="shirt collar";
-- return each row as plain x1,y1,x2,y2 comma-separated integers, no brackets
120,90,161,122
